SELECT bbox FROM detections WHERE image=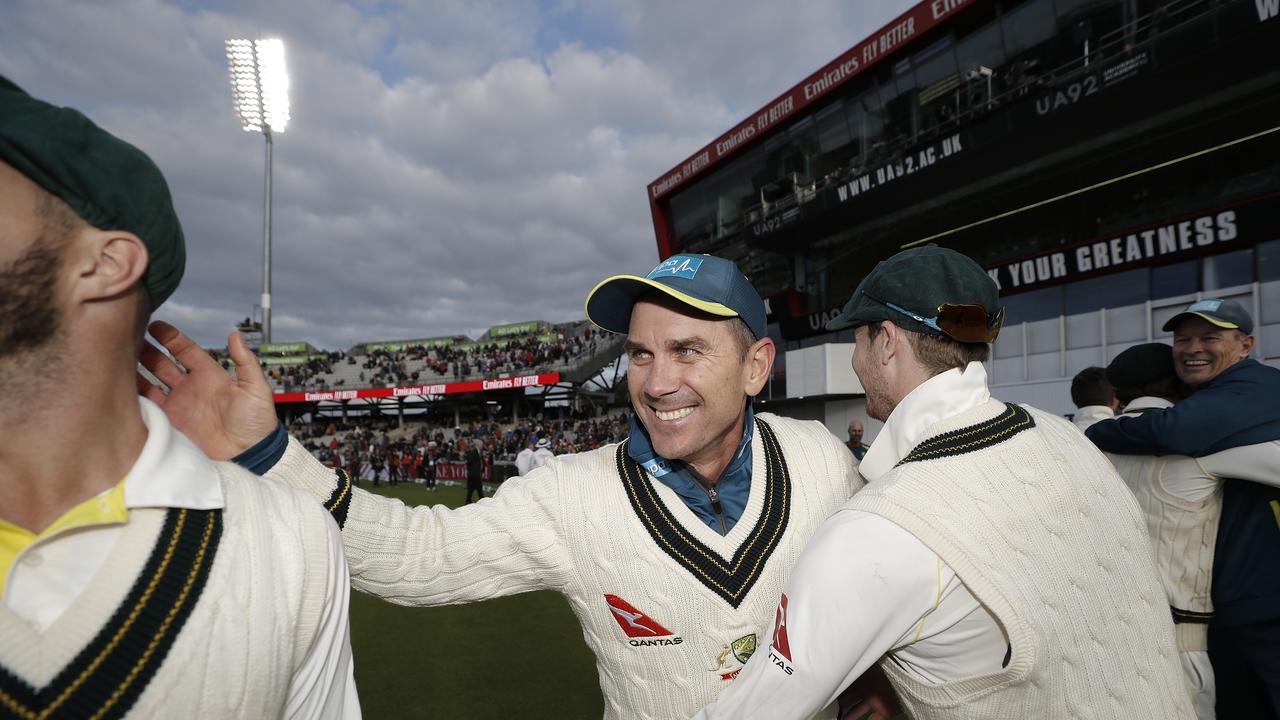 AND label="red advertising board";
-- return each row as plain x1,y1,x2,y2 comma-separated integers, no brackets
646,0,973,202
272,372,561,404
433,462,469,481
